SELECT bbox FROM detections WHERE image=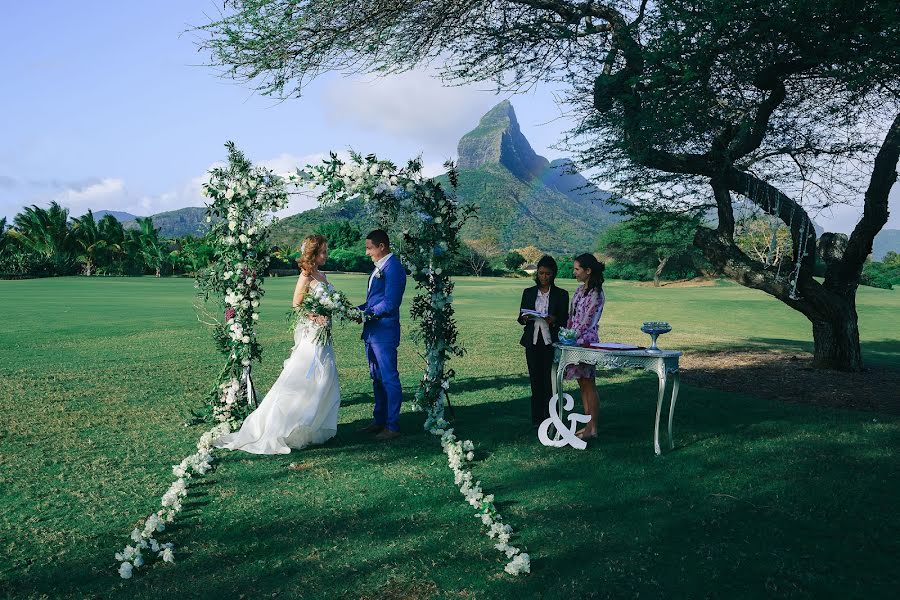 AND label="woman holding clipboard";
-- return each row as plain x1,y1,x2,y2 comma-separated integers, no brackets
517,255,569,427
